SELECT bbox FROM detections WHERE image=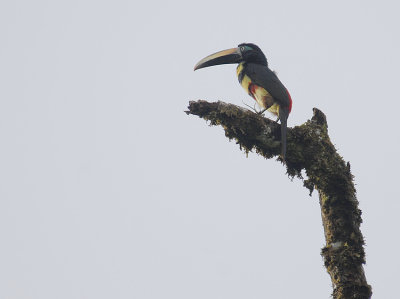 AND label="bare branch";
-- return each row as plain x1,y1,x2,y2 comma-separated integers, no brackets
186,100,372,299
